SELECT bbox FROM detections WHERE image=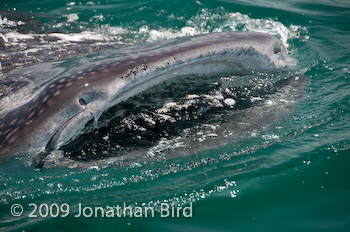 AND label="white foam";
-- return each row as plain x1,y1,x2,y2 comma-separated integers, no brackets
0,16,24,27
98,25,128,36
90,14,105,23
4,31,34,41
64,13,79,23
223,98,236,107
135,8,303,47
49,31,107,42
0,7,305,55
143,26,201,42
189,9,303,48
